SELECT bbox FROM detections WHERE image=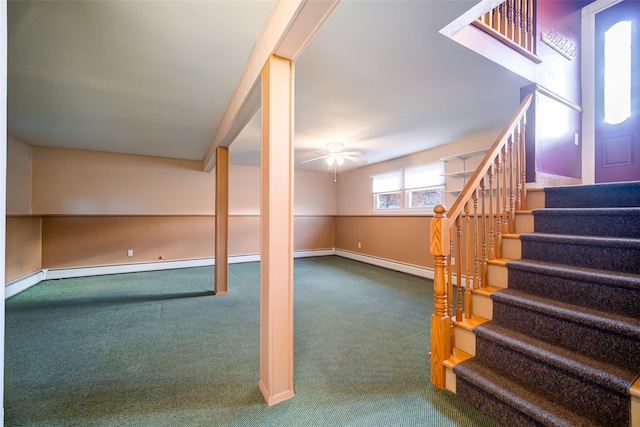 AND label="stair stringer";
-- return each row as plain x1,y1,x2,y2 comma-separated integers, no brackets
444,209,536,394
